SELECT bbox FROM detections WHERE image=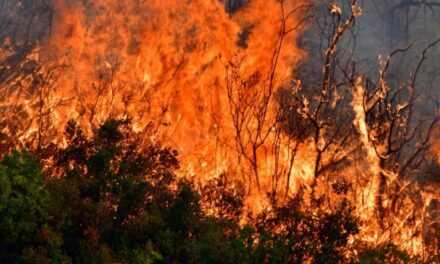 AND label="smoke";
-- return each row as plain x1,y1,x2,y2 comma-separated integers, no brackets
302,0,440,102
0,0,52,44
1,0,439,254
